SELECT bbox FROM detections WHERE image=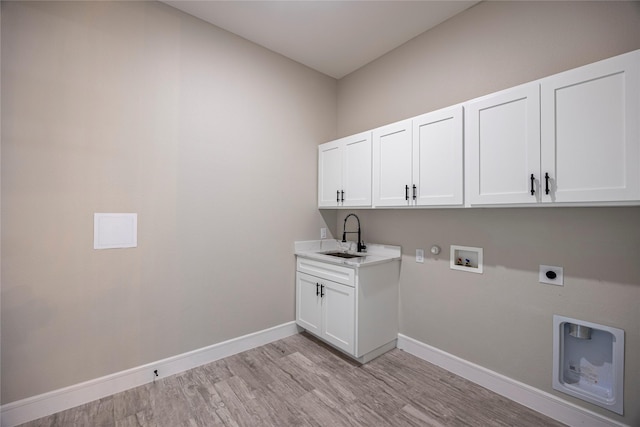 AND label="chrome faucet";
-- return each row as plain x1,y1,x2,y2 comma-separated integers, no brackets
342,213,366,253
